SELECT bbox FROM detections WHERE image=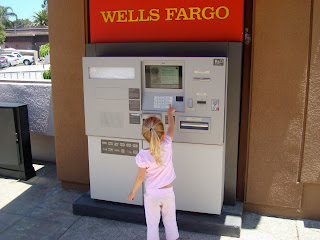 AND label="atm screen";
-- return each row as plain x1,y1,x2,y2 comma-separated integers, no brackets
145,65,182,89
